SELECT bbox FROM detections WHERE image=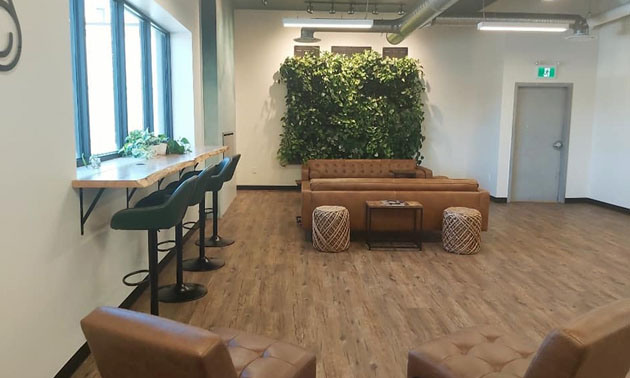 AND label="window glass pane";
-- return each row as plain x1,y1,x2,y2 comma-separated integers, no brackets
151,27,168,136
124,9,144,133
85,0,117,155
